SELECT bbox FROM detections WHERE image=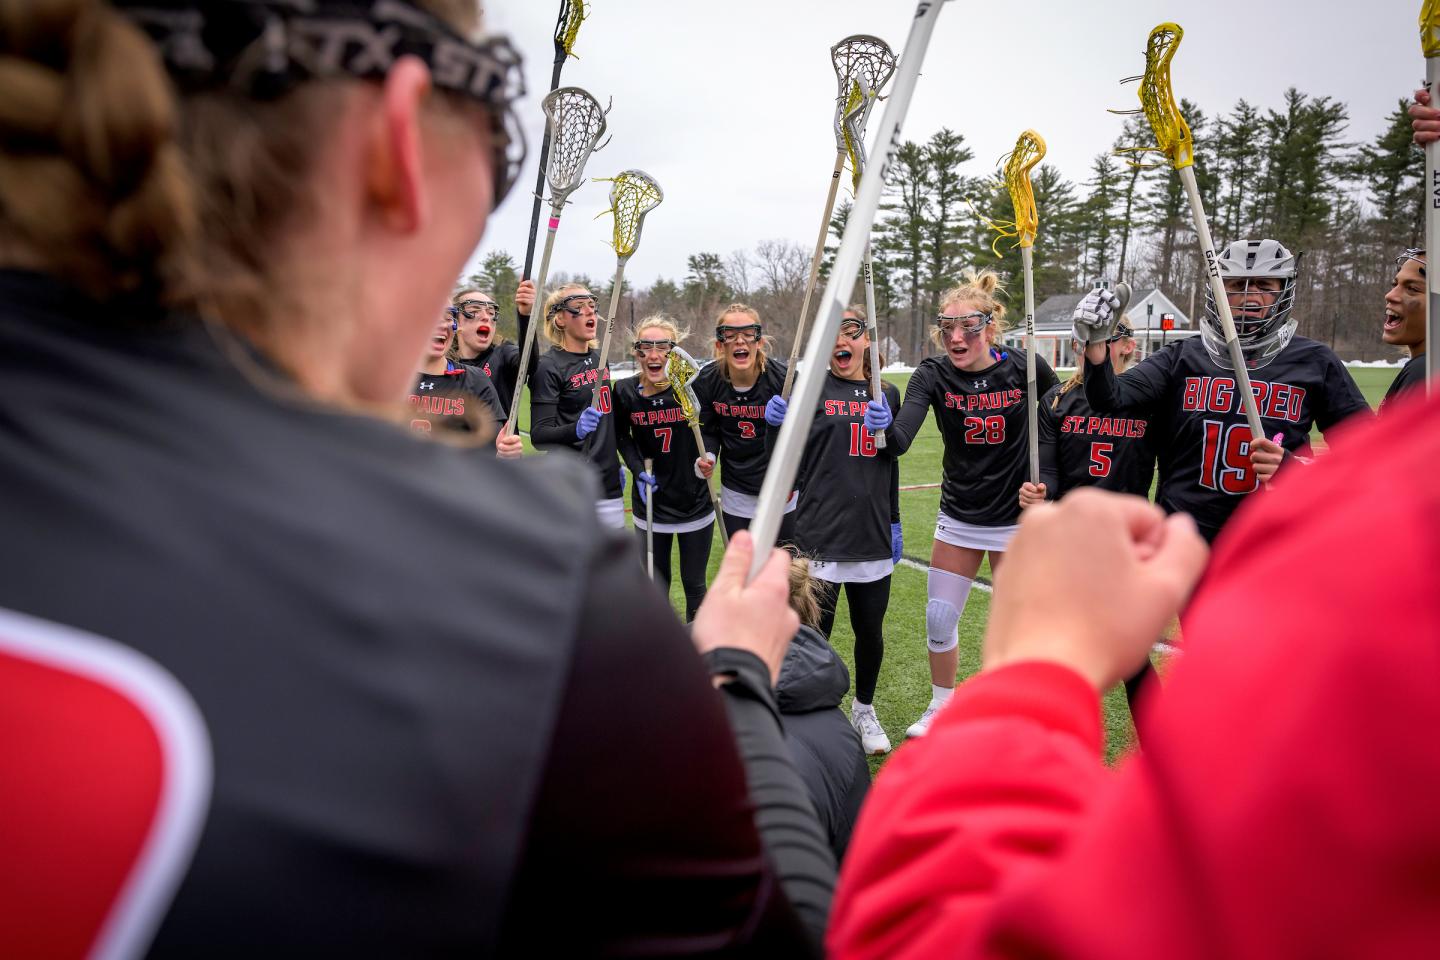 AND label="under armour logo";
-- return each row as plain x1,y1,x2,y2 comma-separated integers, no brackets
419,382,436,391
854,389,867,398
971,379,988,390
650,398,665,407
